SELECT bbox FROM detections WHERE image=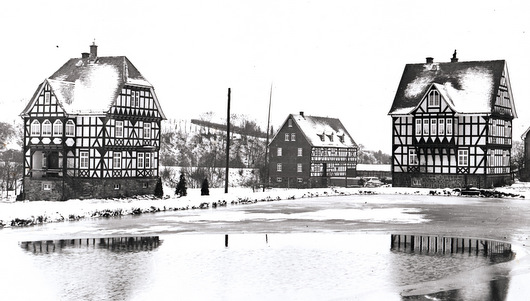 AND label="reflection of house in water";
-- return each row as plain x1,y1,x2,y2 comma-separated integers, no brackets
390,234,512,300
20,236,161,253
